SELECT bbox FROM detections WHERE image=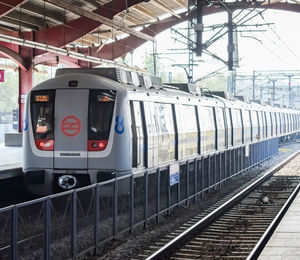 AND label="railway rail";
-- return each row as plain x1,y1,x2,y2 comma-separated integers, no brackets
141,151,300,260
